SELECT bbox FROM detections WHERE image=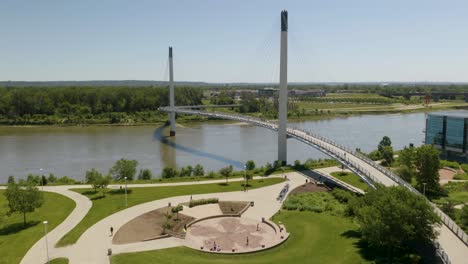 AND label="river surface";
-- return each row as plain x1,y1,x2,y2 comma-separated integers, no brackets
0,112,429,183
